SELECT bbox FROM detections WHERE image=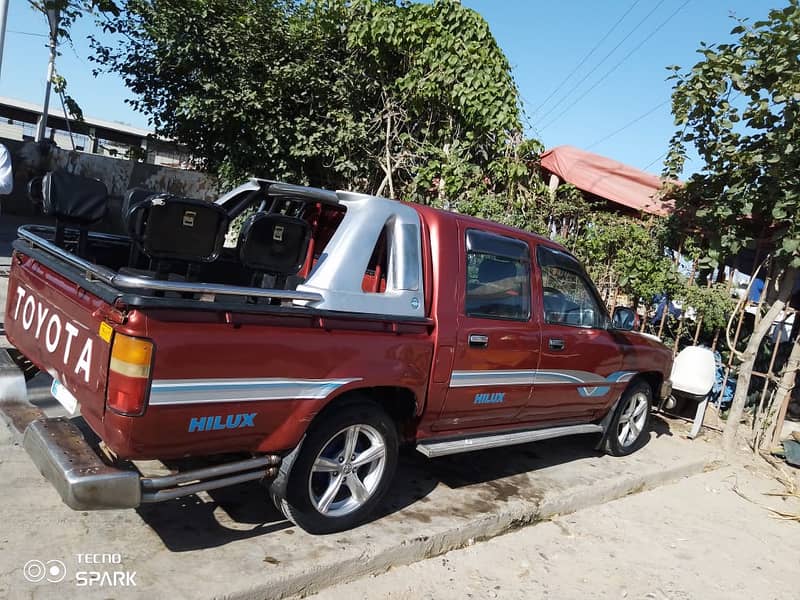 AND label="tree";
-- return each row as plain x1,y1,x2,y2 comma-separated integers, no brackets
573,212,679,309
665,0,800,453
347,0,521,202
90,0,524,202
